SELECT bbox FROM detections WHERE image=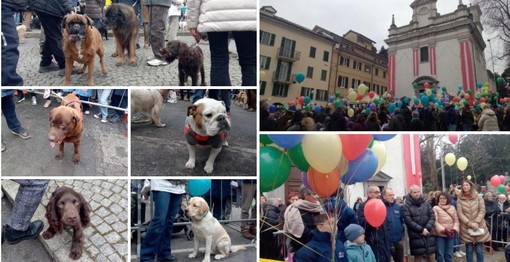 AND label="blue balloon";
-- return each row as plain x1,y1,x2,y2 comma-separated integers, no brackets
396,100,403,108
289,105,297,111
296,73,305,83
458,85,463,91
314,105,322,113
364,108,371,115
421,96,430,106
304,96,311,104
189,179,212,196
477,83,482,89
328,96,335,103
342,98,349,105
373,134,396,141
268,134,304,149
341,150,378,184
268,104,276,113
389,103,396,113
